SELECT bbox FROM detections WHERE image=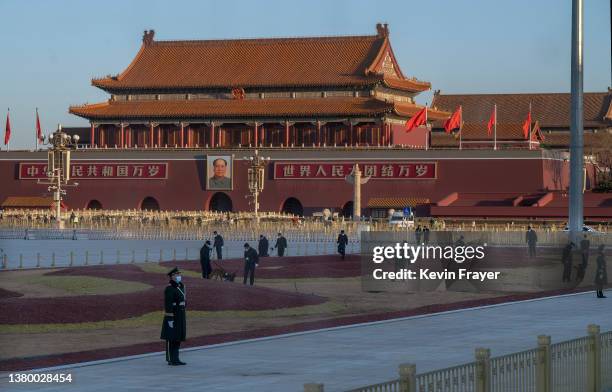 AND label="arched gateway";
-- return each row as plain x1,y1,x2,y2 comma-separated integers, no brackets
209,192,233,212
281,197,304,216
